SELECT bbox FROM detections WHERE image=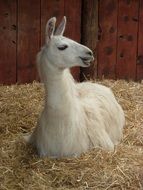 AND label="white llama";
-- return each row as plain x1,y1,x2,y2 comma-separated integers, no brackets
27,16,125,157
